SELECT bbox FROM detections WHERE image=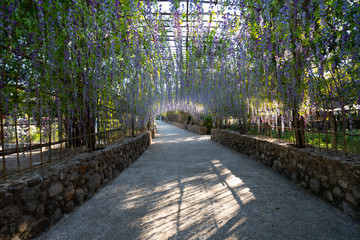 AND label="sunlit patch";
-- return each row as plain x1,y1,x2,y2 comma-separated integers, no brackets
118,158,256,239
